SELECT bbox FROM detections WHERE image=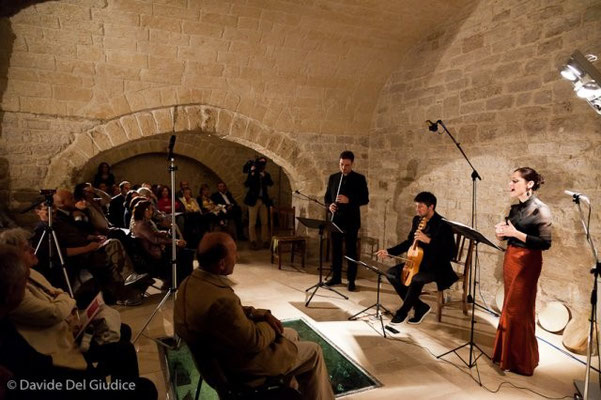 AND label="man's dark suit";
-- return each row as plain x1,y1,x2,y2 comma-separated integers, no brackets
108,193,126,228
211,191,244,239
386,212,458,315
324,170,369,284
